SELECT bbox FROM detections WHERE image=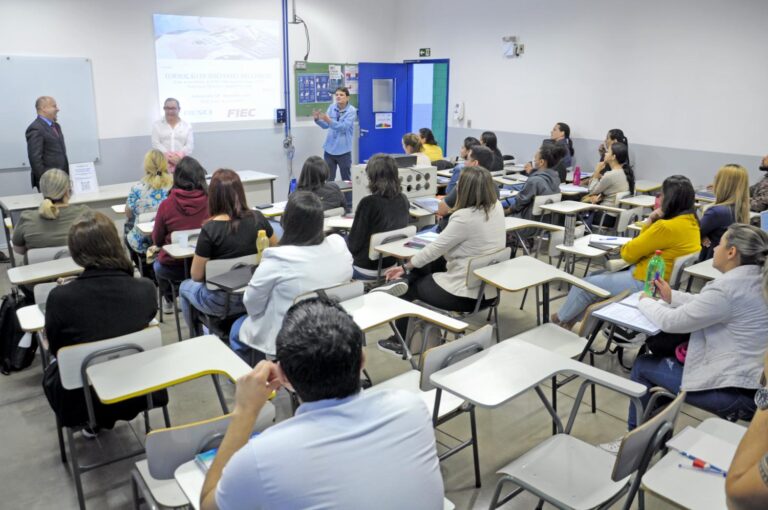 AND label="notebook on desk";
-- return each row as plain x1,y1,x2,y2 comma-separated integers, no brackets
206,265,257,292
593,300,661,335
412,197,440,214
588,236,632,250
